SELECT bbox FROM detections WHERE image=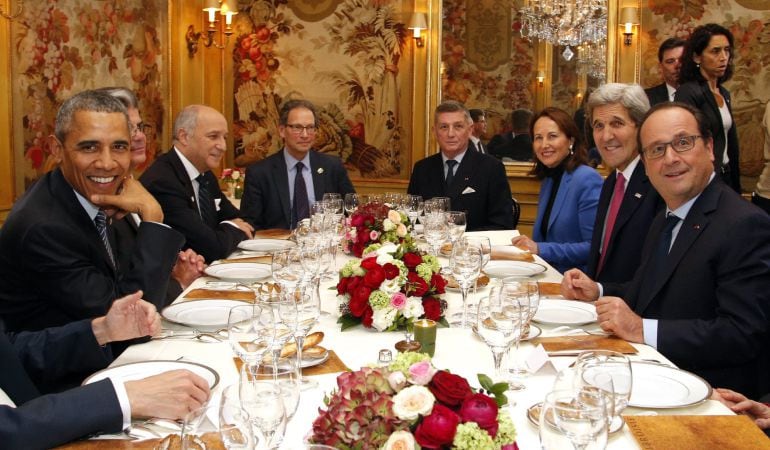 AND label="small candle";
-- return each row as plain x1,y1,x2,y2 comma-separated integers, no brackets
414,319,437,357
